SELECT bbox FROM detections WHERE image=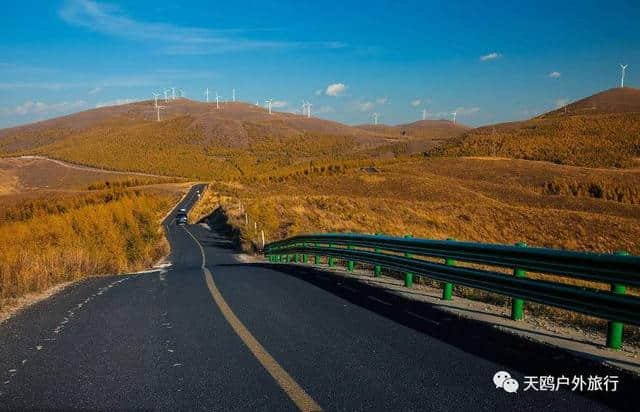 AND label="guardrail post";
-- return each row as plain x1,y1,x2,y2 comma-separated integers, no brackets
302,242,308,263
607,251,628,350
328,244,335,267
347,245,355,272
314,243,320,265
511,242,528,320
404,234,413,288
374,233,382,277
442,238,455,300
